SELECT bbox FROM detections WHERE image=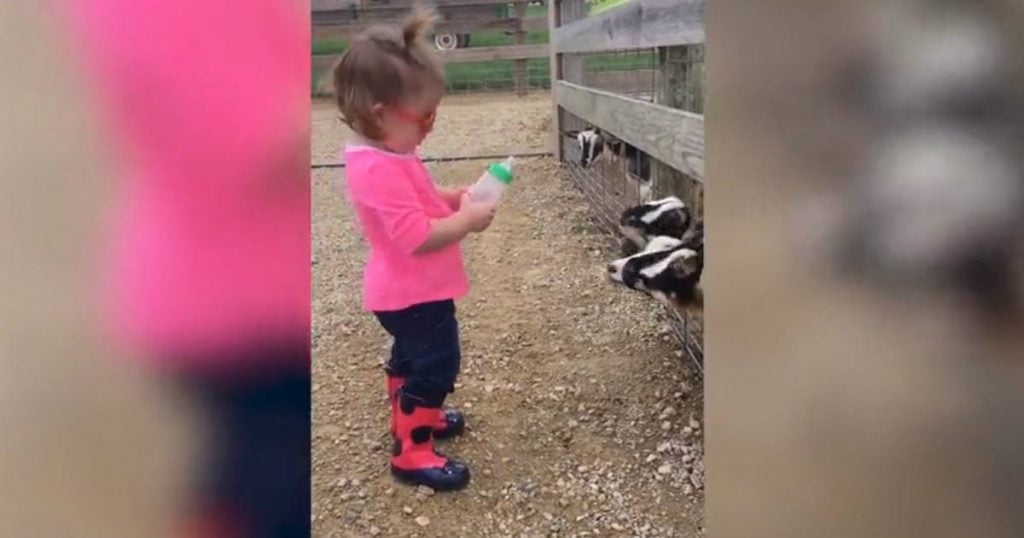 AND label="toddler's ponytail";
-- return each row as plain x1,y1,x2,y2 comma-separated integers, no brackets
402,6,437,51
